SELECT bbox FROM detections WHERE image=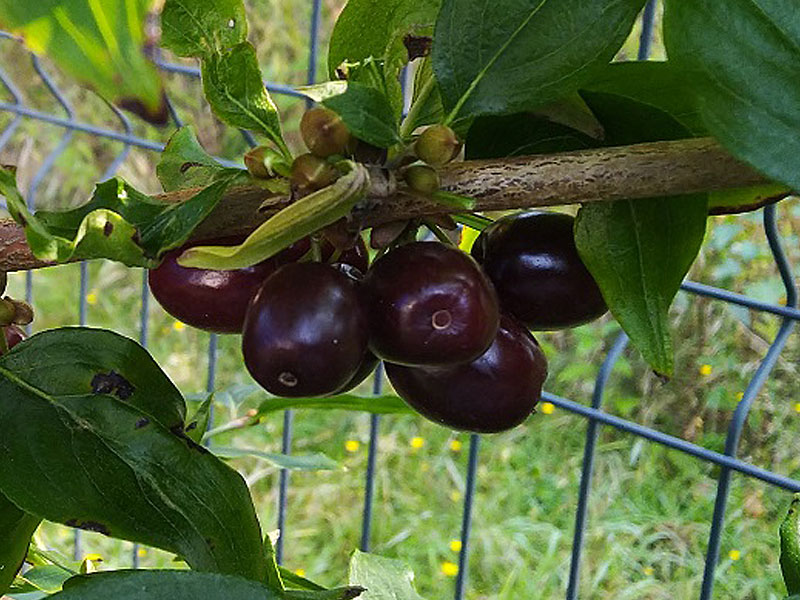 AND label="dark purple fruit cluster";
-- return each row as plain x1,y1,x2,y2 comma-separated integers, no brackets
149,209,607,434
